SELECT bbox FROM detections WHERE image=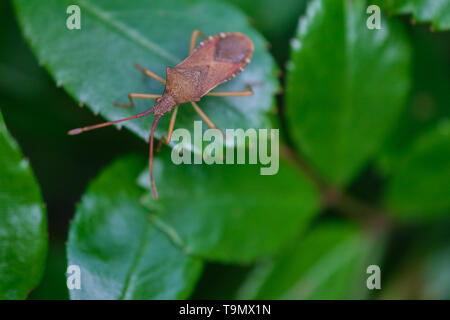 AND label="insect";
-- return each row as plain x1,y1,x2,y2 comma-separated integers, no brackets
69,30,254,200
